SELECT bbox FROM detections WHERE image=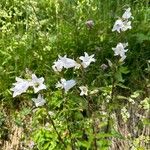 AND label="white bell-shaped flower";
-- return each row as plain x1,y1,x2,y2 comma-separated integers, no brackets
122,8,133,20
79,52,96,68
79,86,88,96
32,94,46,107
112,43,128,61
11,77,31,97
30,74,46,93
56,78,76,93
52,55,80,72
